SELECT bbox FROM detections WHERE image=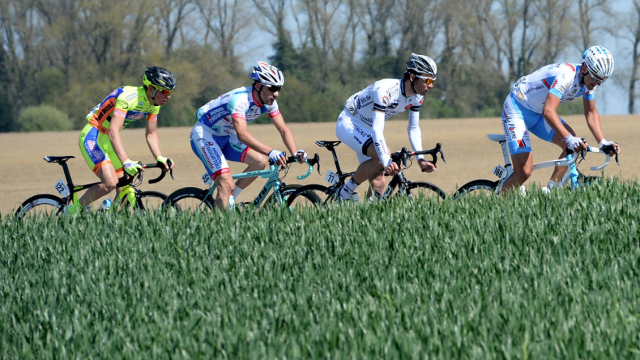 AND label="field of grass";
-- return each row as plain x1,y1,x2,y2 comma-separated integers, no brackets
2,179,640,358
